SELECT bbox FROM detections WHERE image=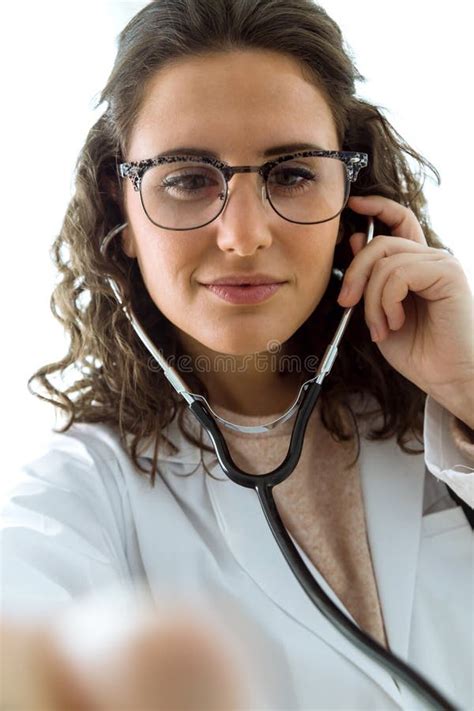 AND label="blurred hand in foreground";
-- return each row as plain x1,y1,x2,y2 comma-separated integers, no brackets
1,595,251,710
